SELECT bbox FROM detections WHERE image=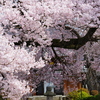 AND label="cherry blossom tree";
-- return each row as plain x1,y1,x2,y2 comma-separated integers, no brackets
0,34,45,100
0,0,100,99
